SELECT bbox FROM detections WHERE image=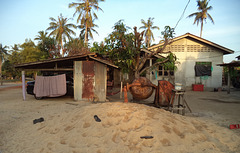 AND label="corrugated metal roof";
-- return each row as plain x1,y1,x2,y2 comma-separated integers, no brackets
89,56,118,68
15,53,118,70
